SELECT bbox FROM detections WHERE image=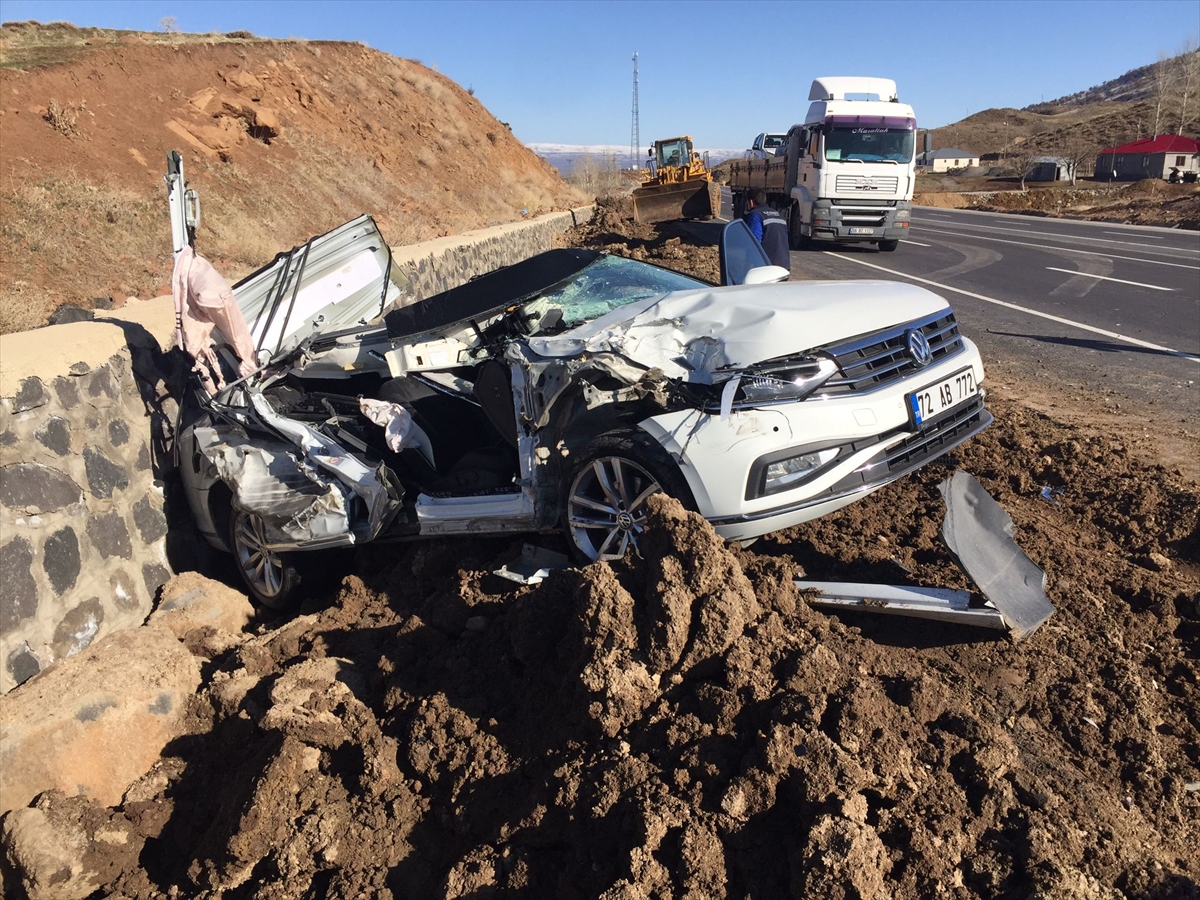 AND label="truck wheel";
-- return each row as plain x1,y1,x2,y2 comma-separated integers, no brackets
788,204,810,250
879,239,900,252
562,431,695,563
